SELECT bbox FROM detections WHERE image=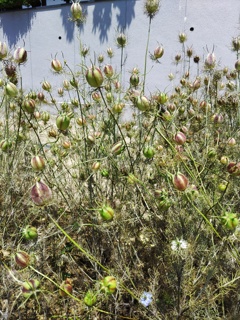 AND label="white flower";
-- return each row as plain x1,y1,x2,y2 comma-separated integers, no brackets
171,238,188,251
139,291,153,307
